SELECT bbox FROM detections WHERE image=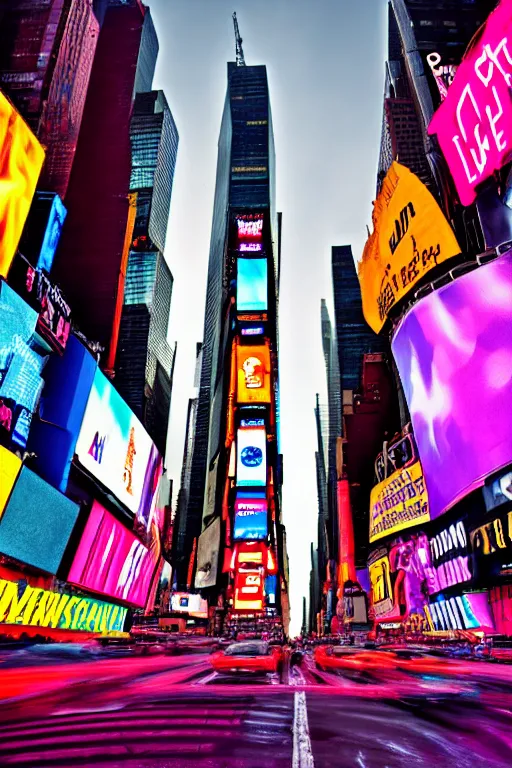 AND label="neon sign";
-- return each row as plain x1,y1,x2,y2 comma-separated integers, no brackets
429,520,472,594
239,242,262,252
426,52,458,101
428,0,512,205
236,215,263,239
